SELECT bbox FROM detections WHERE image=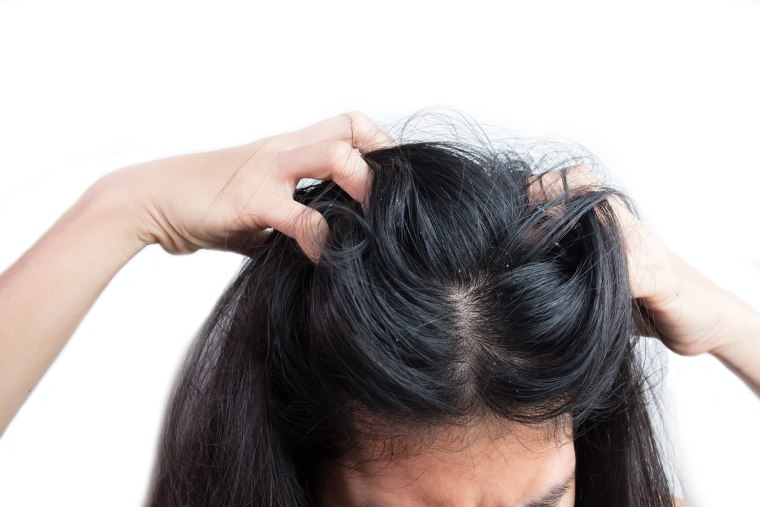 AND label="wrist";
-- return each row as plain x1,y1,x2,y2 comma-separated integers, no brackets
77,173,151,260
708,297,760,398
709,296,760,360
